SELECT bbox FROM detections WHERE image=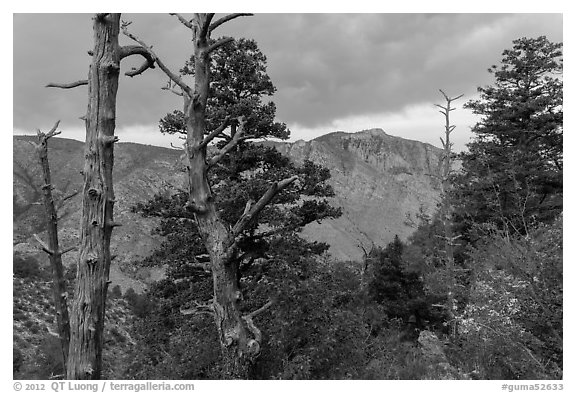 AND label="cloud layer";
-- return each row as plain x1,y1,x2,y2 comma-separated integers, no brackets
13,13,562,149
